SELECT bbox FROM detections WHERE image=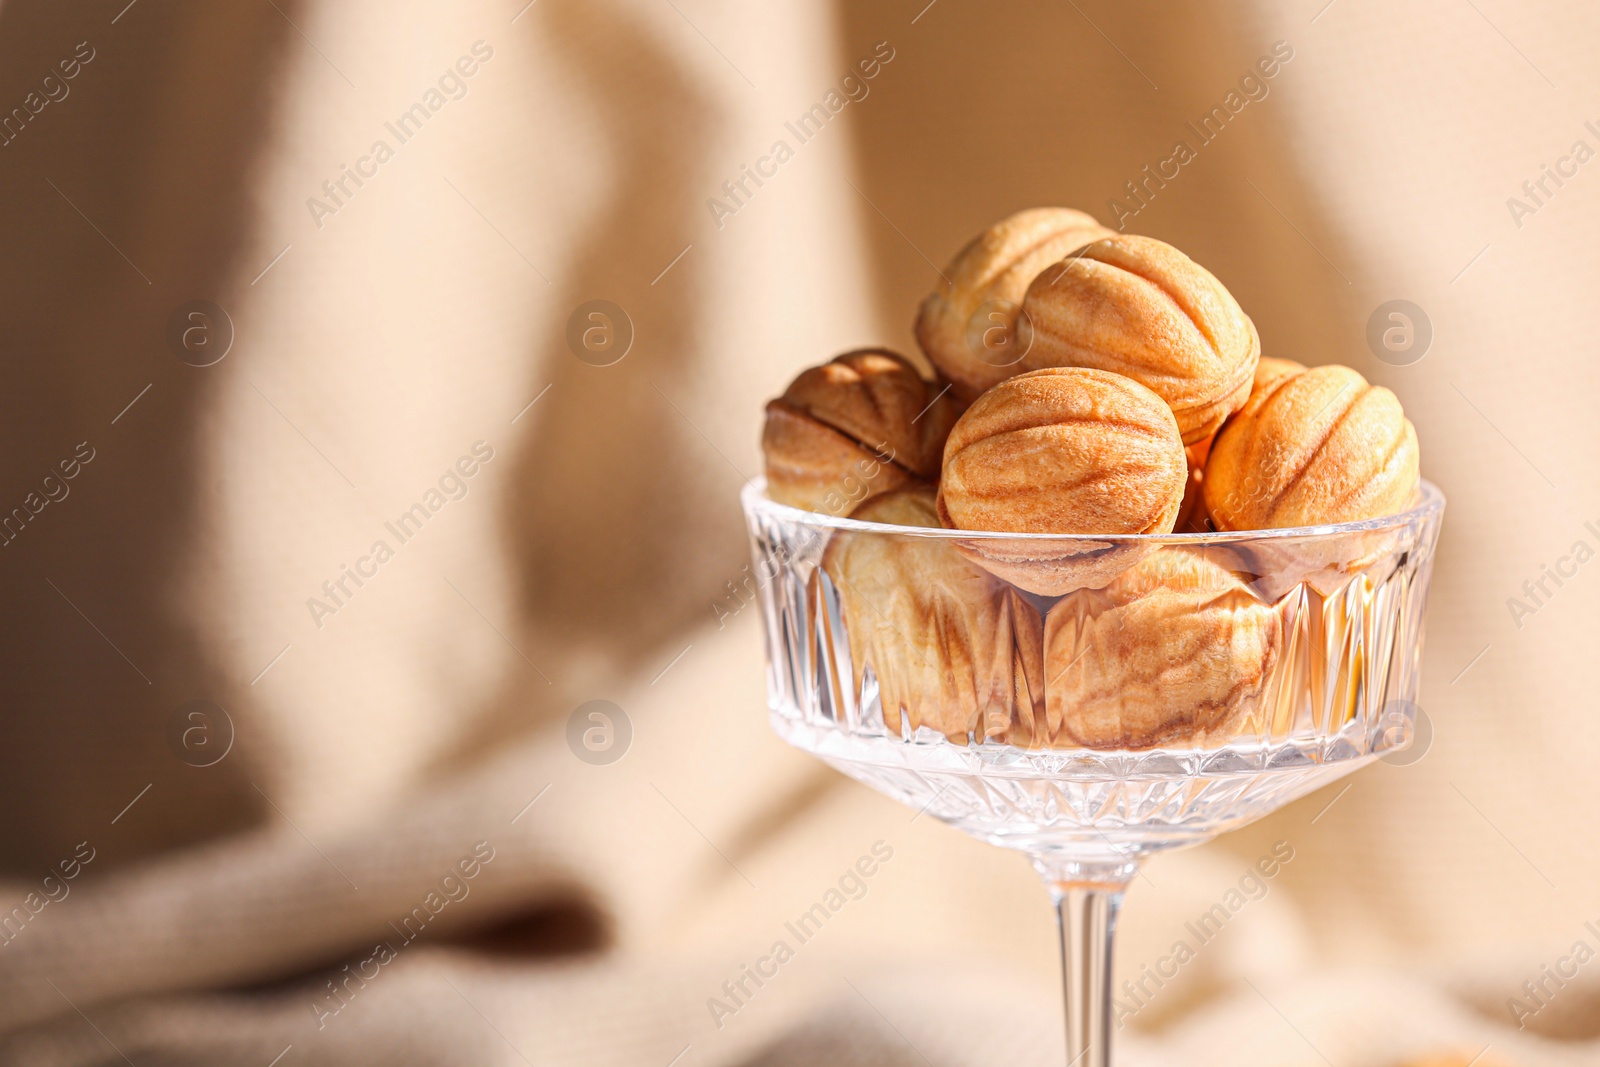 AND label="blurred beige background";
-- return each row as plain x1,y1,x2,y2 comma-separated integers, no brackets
0,0,1595,1064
